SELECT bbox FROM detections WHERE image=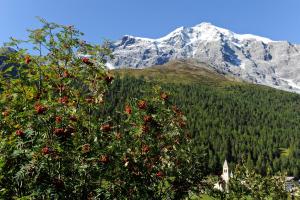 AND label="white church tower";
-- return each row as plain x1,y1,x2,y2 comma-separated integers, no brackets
214,160,231,191
221,160,229,184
